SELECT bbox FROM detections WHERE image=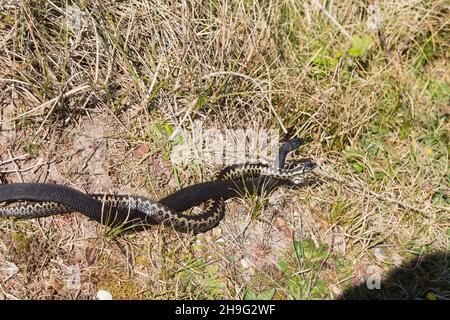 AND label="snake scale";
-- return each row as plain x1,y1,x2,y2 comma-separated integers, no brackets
0,138,316,233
